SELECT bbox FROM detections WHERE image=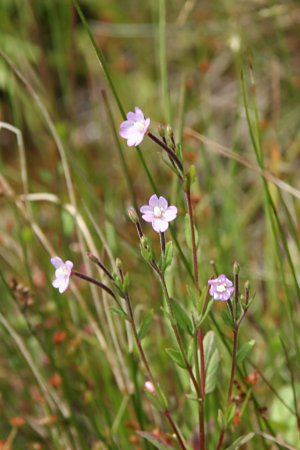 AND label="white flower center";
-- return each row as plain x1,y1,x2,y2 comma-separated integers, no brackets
216,283,226,293
134,120,145,133
153,206,163,218
58,266,68,277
